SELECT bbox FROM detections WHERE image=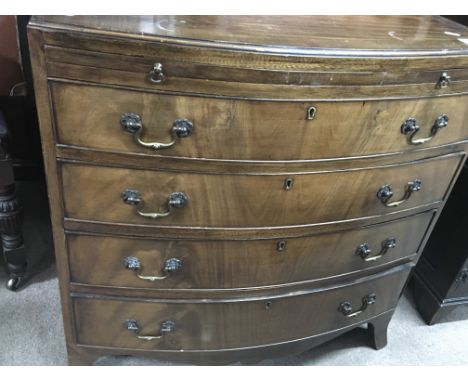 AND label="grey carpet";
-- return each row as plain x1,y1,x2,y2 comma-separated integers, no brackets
1,181,467,365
